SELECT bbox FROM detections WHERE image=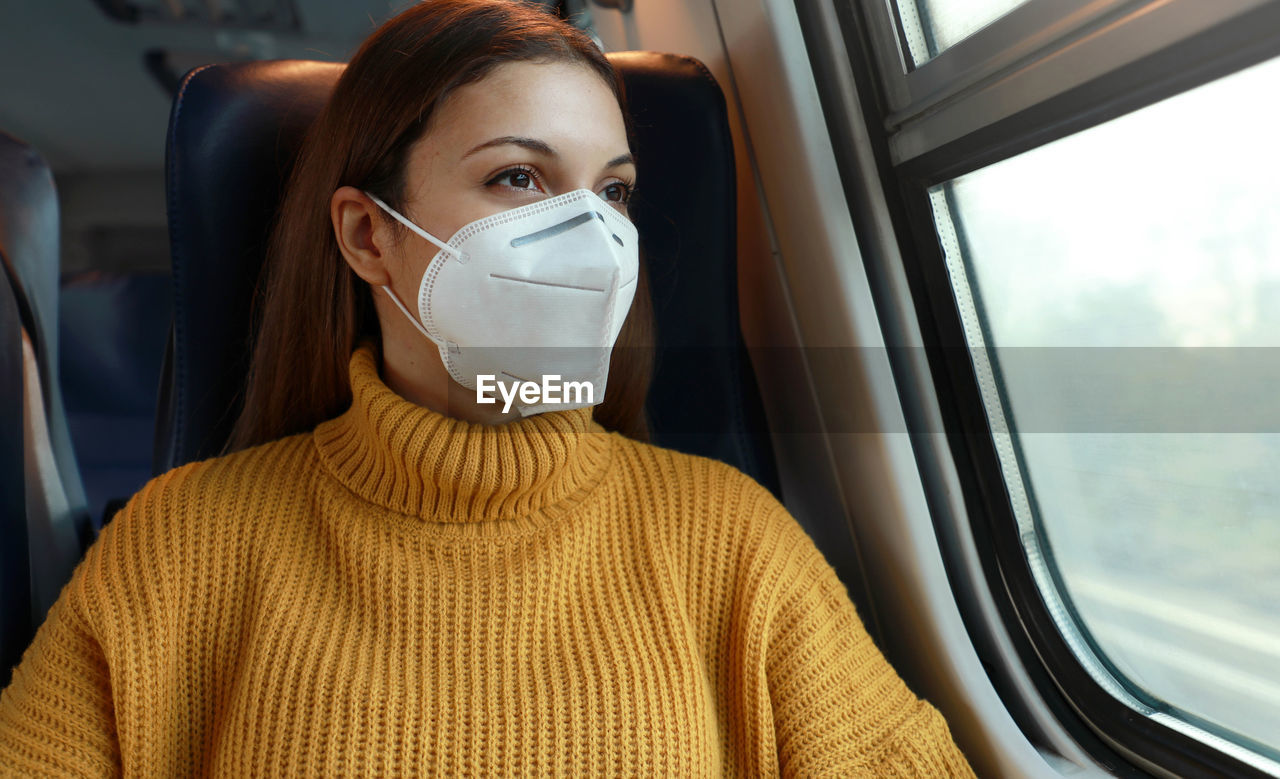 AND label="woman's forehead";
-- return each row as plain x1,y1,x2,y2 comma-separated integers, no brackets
425,60,629,162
